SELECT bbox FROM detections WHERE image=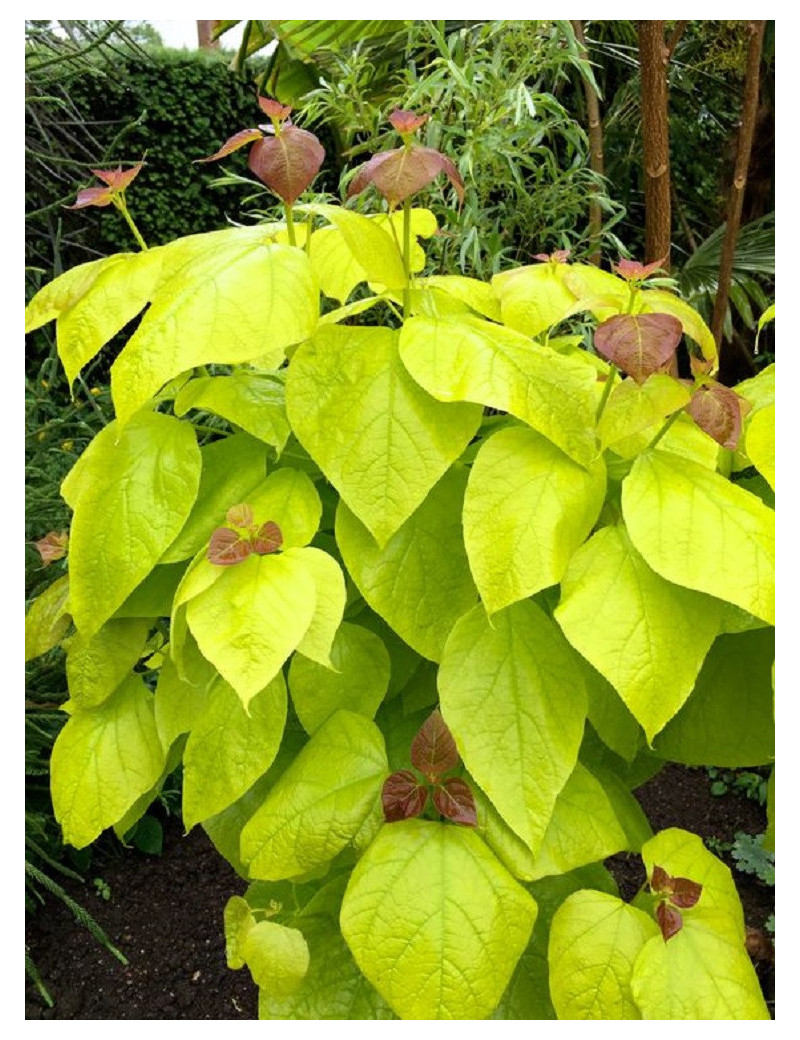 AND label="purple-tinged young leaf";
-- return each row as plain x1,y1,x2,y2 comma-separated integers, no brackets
247,126,325,205
382,770,429,822
650,864,670,894
258,96,292,122
207,527,252,566
34,530,69,566
534,249,571,263
348,146,464,208
66,186,115,209
593,313,683,384
251,521,283,556
196,128,264,164
656,901,683,942
389,108,428,135
410,708,460,781
432,778,477,826
686,381,749,450
90,163,144,192
669,877,703,909
613,255,668,282
226,503,254,529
